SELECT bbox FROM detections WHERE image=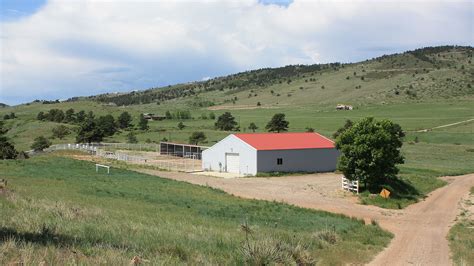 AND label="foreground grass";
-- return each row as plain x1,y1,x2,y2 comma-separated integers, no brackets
0,154,392,265
448,187,474,266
